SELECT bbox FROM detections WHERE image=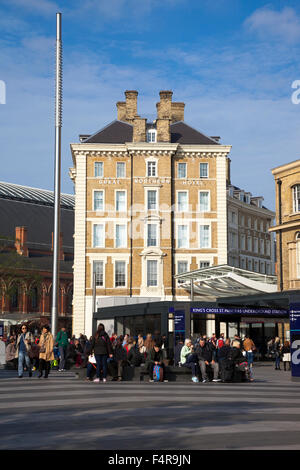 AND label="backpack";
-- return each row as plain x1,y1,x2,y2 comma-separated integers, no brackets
217,339,224,348
153,365,164,382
